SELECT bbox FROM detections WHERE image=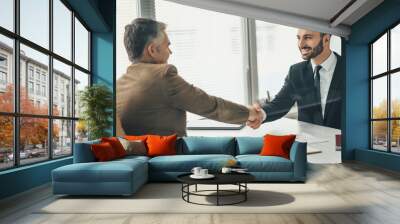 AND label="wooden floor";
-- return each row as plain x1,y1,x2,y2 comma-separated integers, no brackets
1,162,400,224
